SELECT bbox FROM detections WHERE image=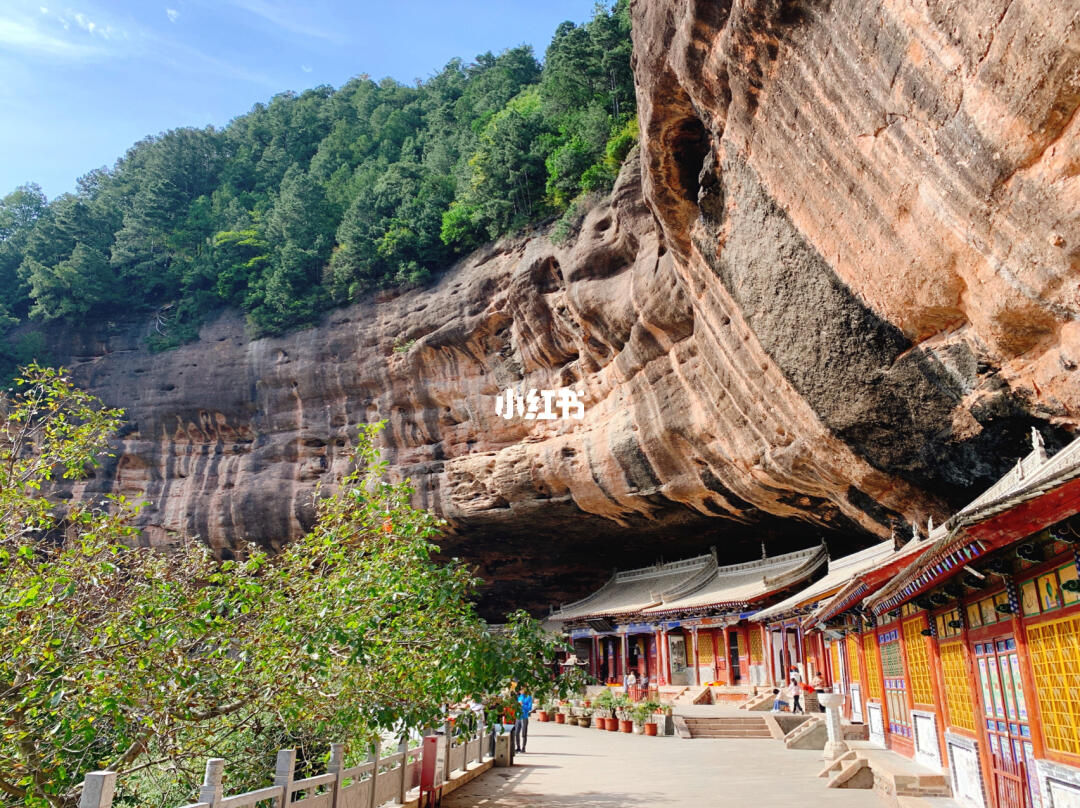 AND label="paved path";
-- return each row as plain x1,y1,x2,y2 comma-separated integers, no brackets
444,718,887,808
